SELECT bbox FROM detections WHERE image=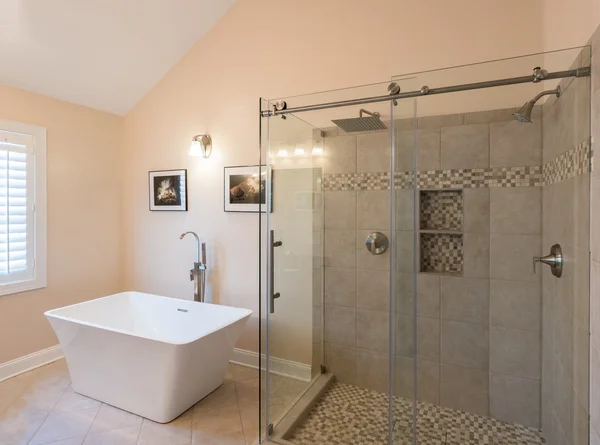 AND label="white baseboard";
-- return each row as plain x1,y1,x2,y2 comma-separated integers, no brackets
1,345,311,385
231,348,312,382
0,345,64,383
